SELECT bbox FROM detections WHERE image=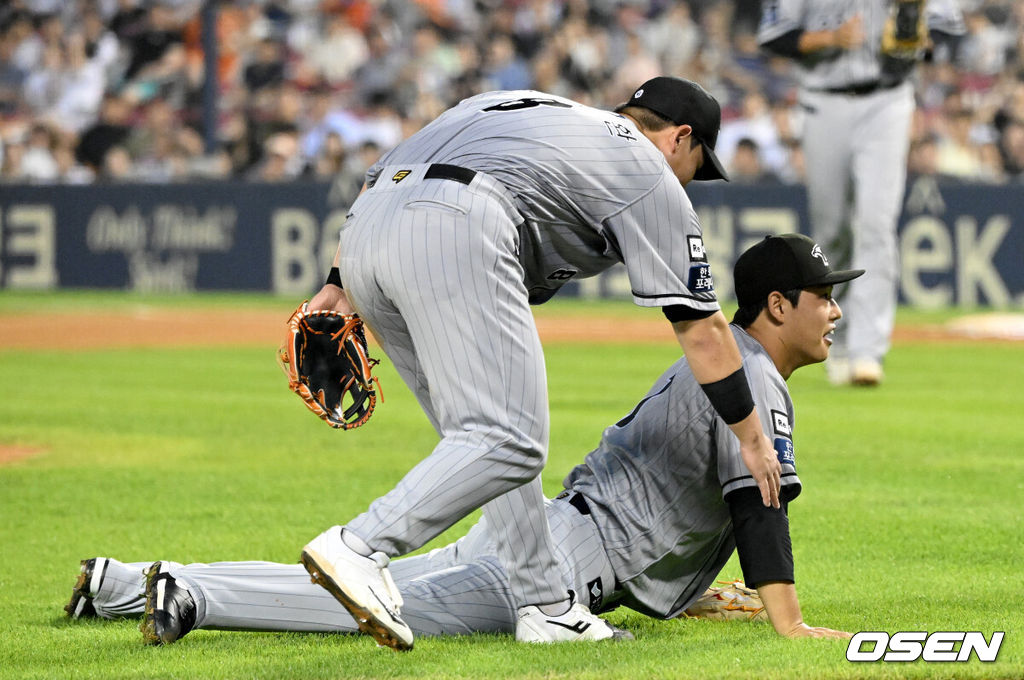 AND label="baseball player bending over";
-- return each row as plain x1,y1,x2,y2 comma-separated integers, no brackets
288,77,784,648
67,234,858,644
